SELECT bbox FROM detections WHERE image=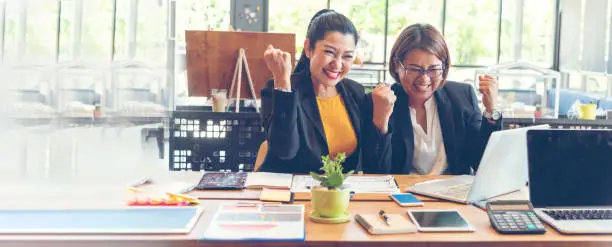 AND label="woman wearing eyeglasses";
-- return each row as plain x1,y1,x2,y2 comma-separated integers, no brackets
363,23,502,175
